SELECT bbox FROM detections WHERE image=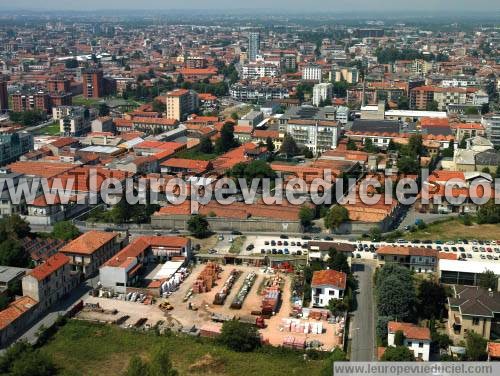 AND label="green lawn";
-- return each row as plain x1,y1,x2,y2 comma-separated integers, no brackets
175,148,218,161
32,121,60,136
40,320,327,376
72,95,103,107
404,219,500,241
